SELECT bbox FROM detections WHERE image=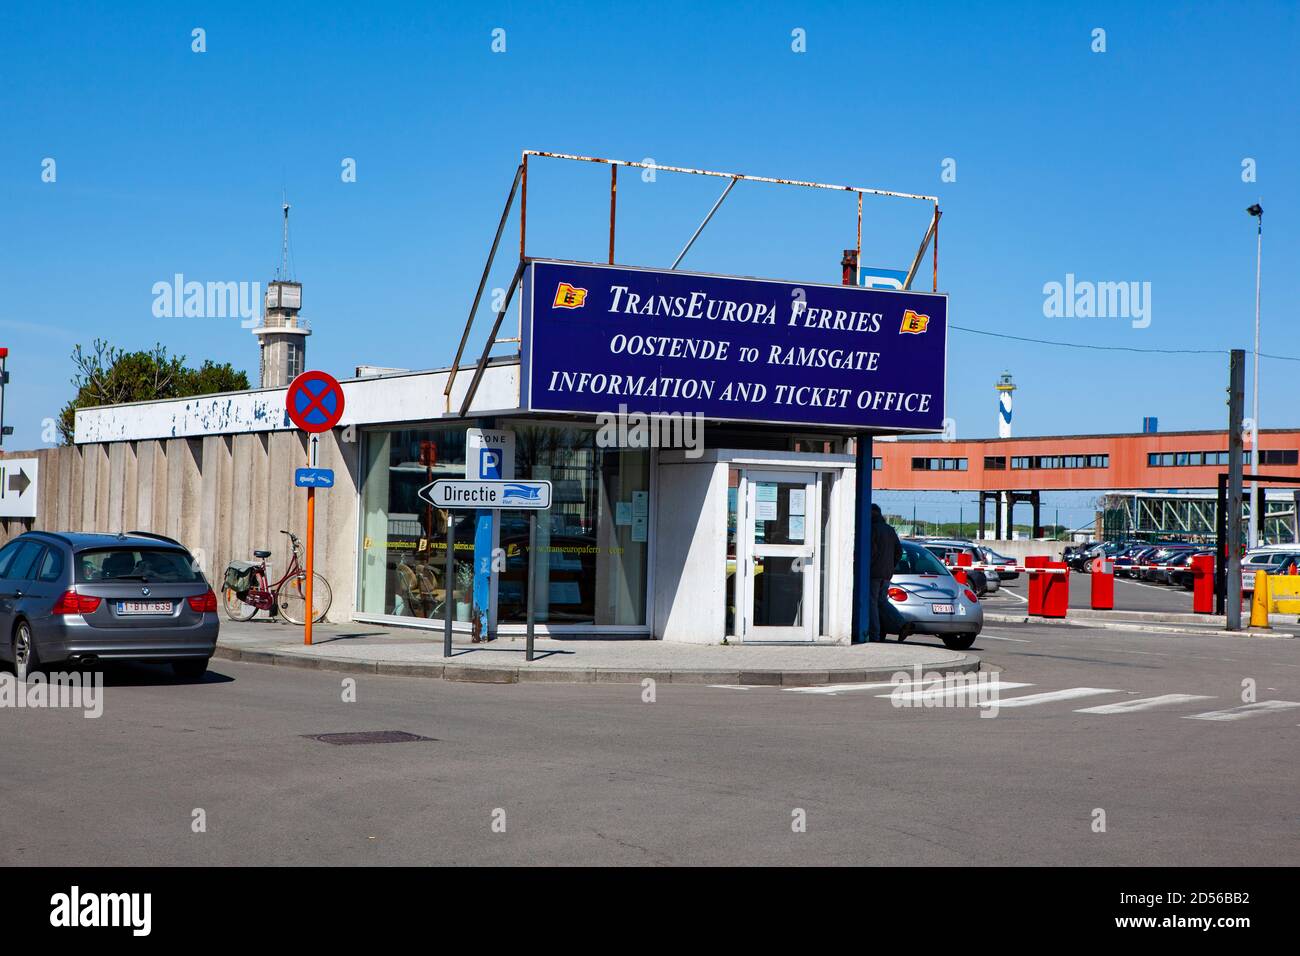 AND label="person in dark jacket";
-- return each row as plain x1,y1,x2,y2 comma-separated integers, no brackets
868,503,903,642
